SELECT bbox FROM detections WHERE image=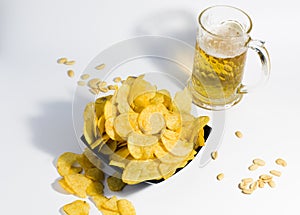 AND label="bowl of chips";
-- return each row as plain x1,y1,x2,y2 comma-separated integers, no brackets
72,36,213,184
